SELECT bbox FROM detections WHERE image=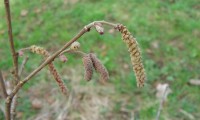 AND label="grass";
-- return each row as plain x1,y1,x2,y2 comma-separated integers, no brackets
0,0,200,119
